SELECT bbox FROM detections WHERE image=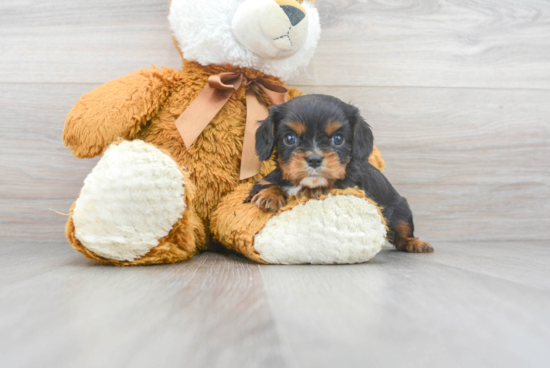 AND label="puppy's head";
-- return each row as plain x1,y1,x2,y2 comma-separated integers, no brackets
256,94,374,188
